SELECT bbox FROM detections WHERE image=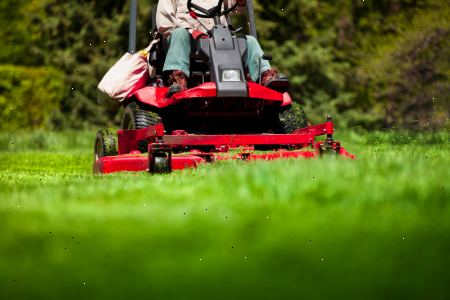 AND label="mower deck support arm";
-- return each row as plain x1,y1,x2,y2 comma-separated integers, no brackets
117,118,337,156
